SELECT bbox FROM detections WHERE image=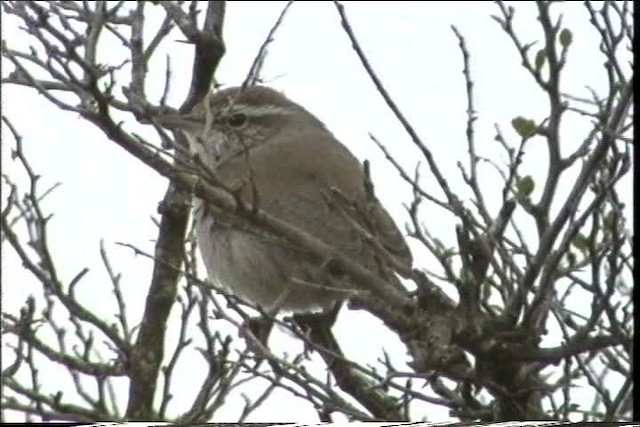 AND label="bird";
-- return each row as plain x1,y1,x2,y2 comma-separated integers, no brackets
158,85,412,314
